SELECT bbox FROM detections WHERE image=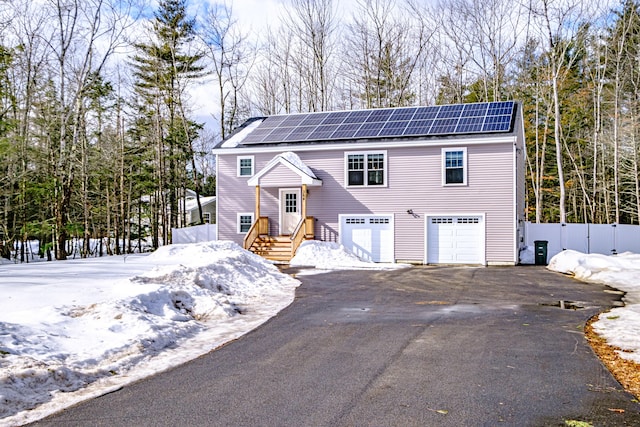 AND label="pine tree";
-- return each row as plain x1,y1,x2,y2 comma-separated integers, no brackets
130,0,205,245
